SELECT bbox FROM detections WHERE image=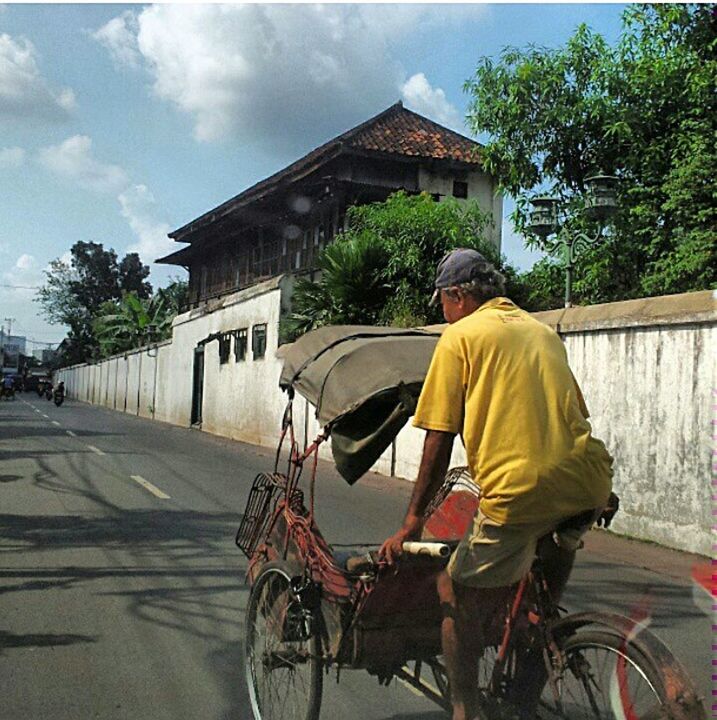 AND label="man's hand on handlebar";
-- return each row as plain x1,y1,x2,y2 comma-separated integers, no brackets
596,492,620,528
379,515,423,565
